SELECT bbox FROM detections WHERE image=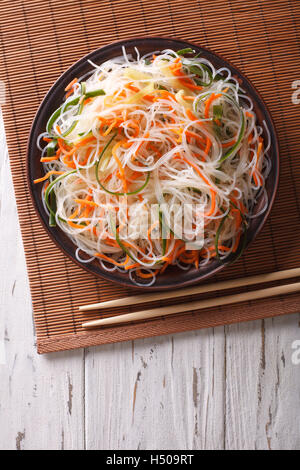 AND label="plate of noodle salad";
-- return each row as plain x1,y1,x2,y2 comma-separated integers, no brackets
28,38,279,289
